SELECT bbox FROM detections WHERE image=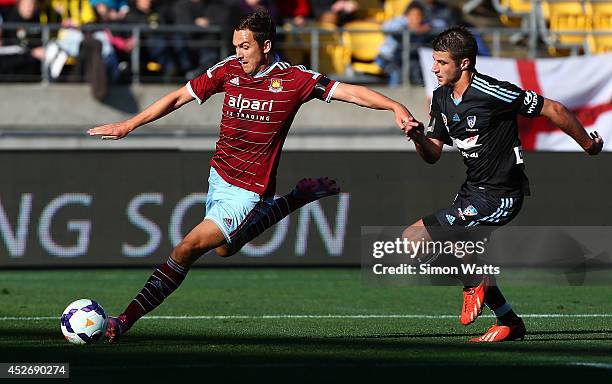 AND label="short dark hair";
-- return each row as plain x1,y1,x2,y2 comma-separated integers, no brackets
404,1,425,15
235,9,276,50
432,27,478,70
